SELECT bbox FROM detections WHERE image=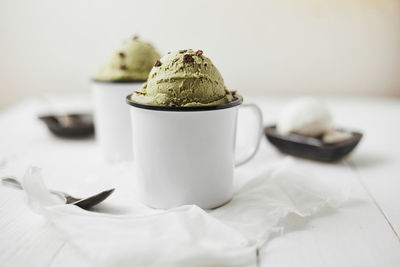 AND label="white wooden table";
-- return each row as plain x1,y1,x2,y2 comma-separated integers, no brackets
0,94,399,267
